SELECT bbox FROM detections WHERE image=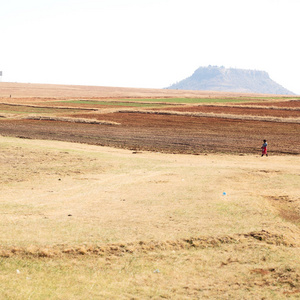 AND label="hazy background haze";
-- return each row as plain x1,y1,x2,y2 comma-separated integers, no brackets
1,0,299,94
